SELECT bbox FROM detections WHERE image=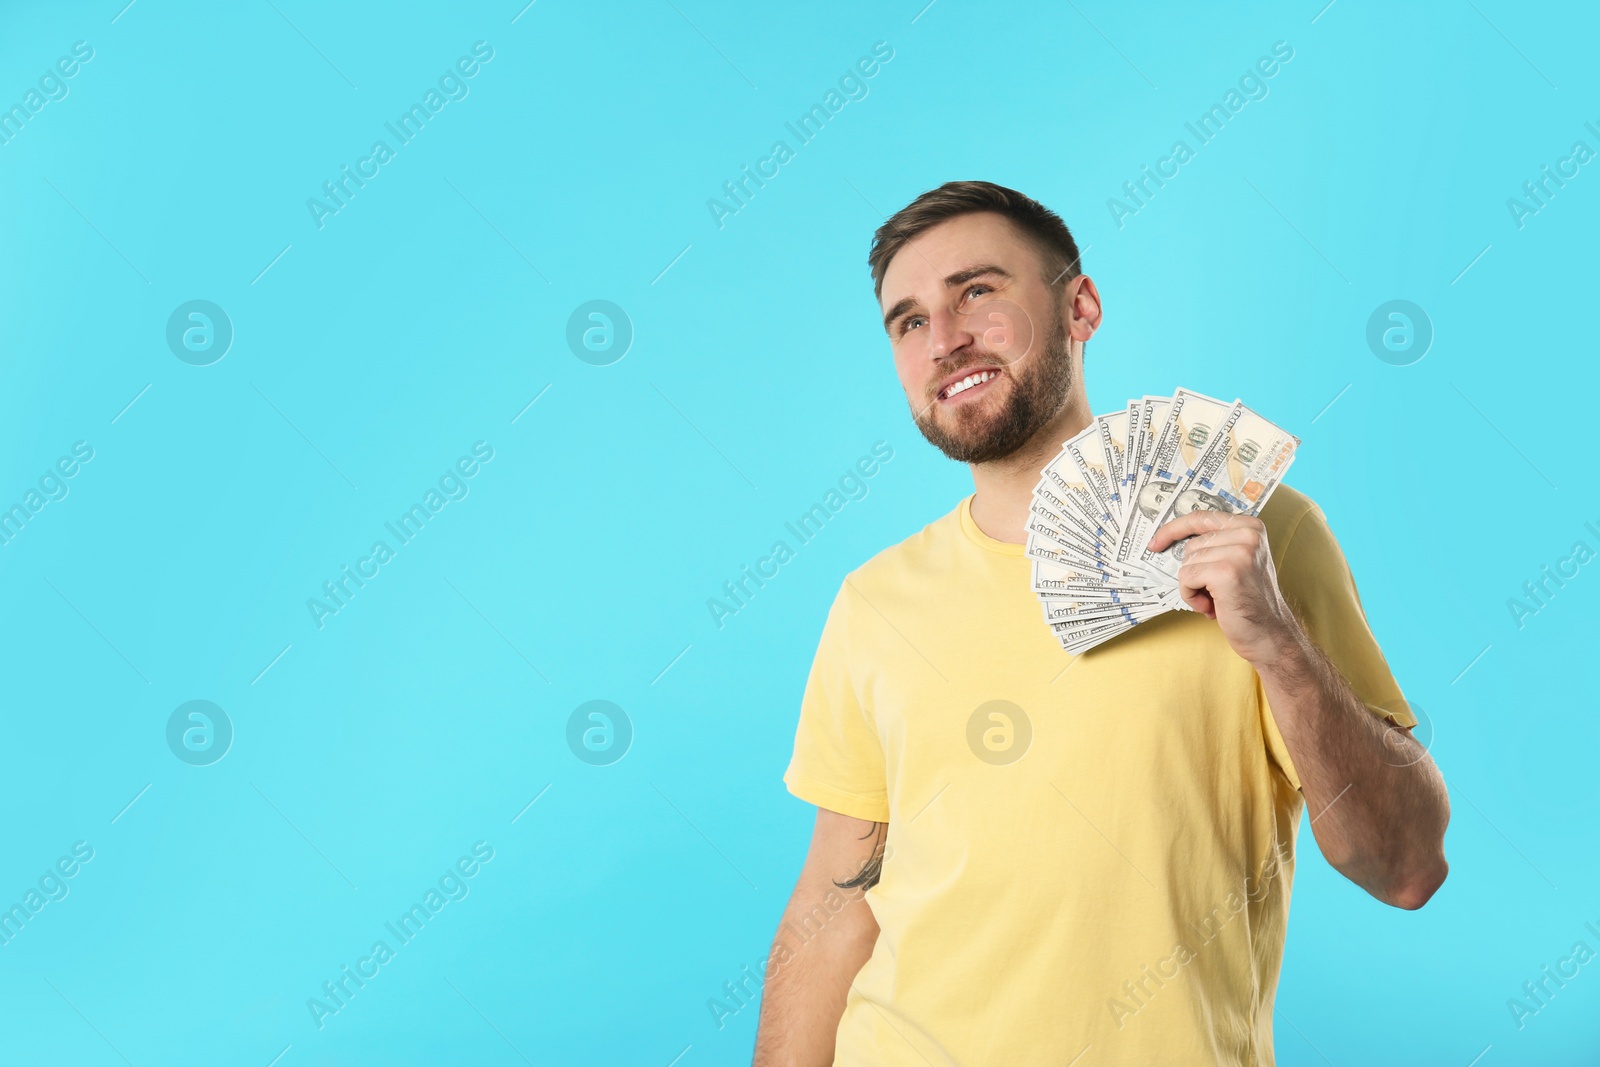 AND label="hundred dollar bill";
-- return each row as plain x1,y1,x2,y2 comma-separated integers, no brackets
1024,526,1097,567
1031,558,1165,601
1037,429,1119,550
1027,385,1299,654
1195,402,1299,517
1044,580,1183,621
1042,596,1157,629
1117,399,1140,527
1026,492,1113,562
1063,415,1125,547
1025,524,1129,580
1139,400,1300,574
1092,409,1129,529
1050,601,1170,651
1039,429,1173,583
1117,389,1236,572
1030,476,1111,558
1030,507,1170,587
1056,592,1189,651
1120,395,1171,534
